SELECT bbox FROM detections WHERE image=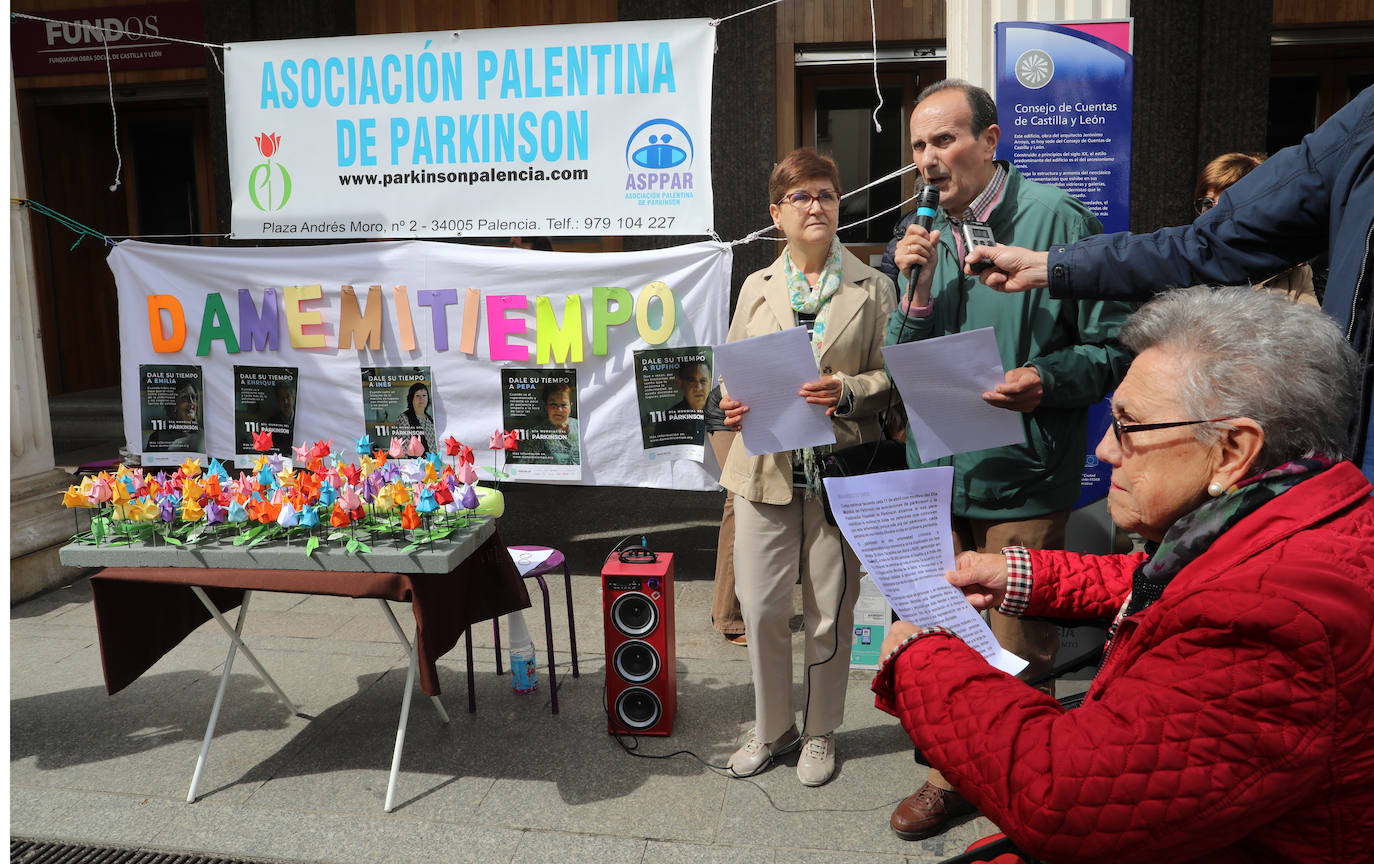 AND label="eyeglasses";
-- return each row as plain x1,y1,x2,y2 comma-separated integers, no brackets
1111,416,1231,441
1194,196,1216,216
546,402,572,410
778,190,840,210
